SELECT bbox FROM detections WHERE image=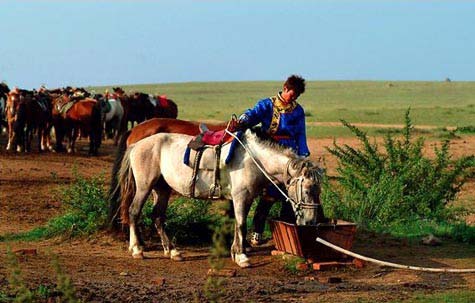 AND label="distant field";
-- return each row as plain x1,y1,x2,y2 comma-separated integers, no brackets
91,81,475,137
